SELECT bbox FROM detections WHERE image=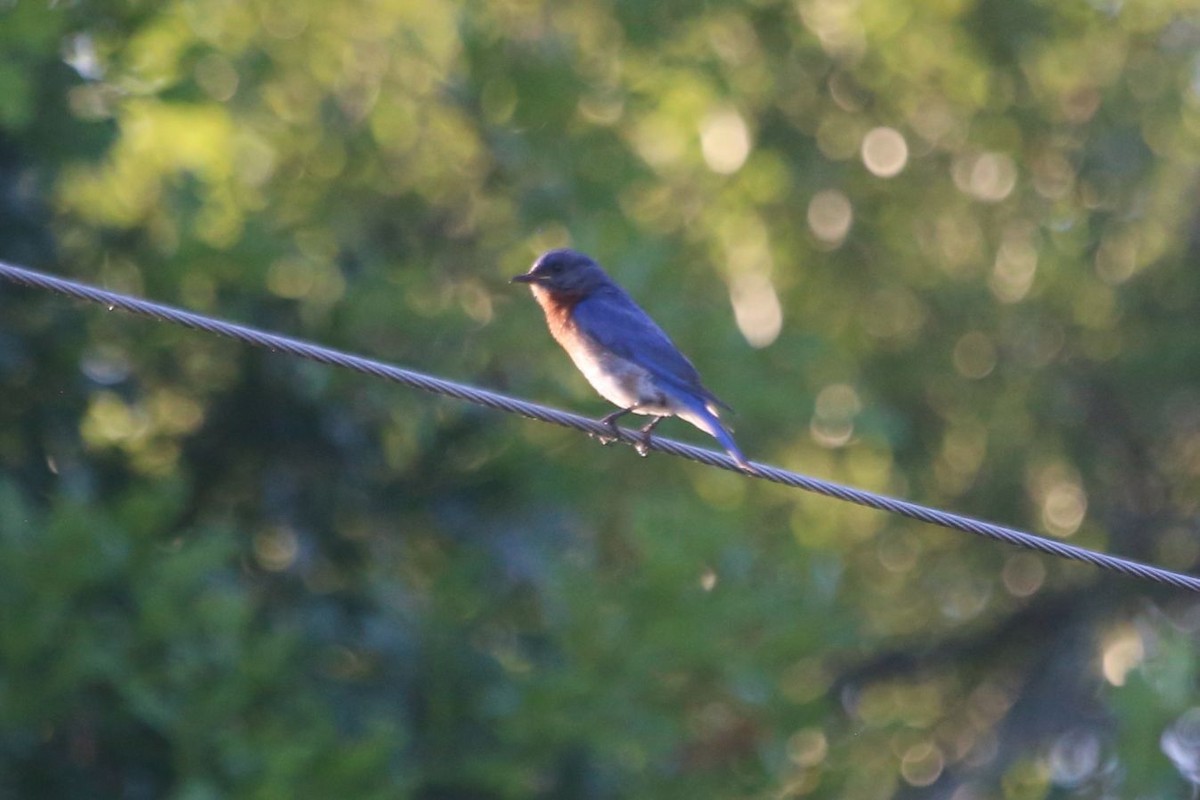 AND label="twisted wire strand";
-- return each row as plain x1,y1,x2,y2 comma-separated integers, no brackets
3,259,1198,592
